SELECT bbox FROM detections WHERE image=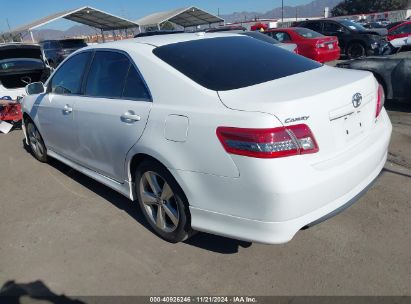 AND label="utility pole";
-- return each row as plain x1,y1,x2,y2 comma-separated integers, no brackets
295,7,298,21
281,0,284,23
